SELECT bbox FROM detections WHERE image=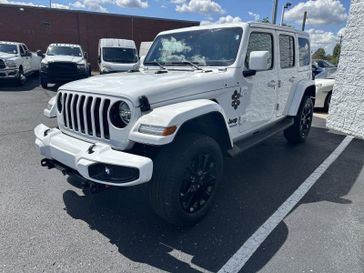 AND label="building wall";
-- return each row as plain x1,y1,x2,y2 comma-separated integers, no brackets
0,4,198,69
327,0,364,139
